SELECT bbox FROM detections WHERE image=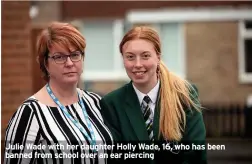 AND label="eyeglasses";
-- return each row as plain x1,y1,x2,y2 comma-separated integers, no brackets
48,51,84,64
